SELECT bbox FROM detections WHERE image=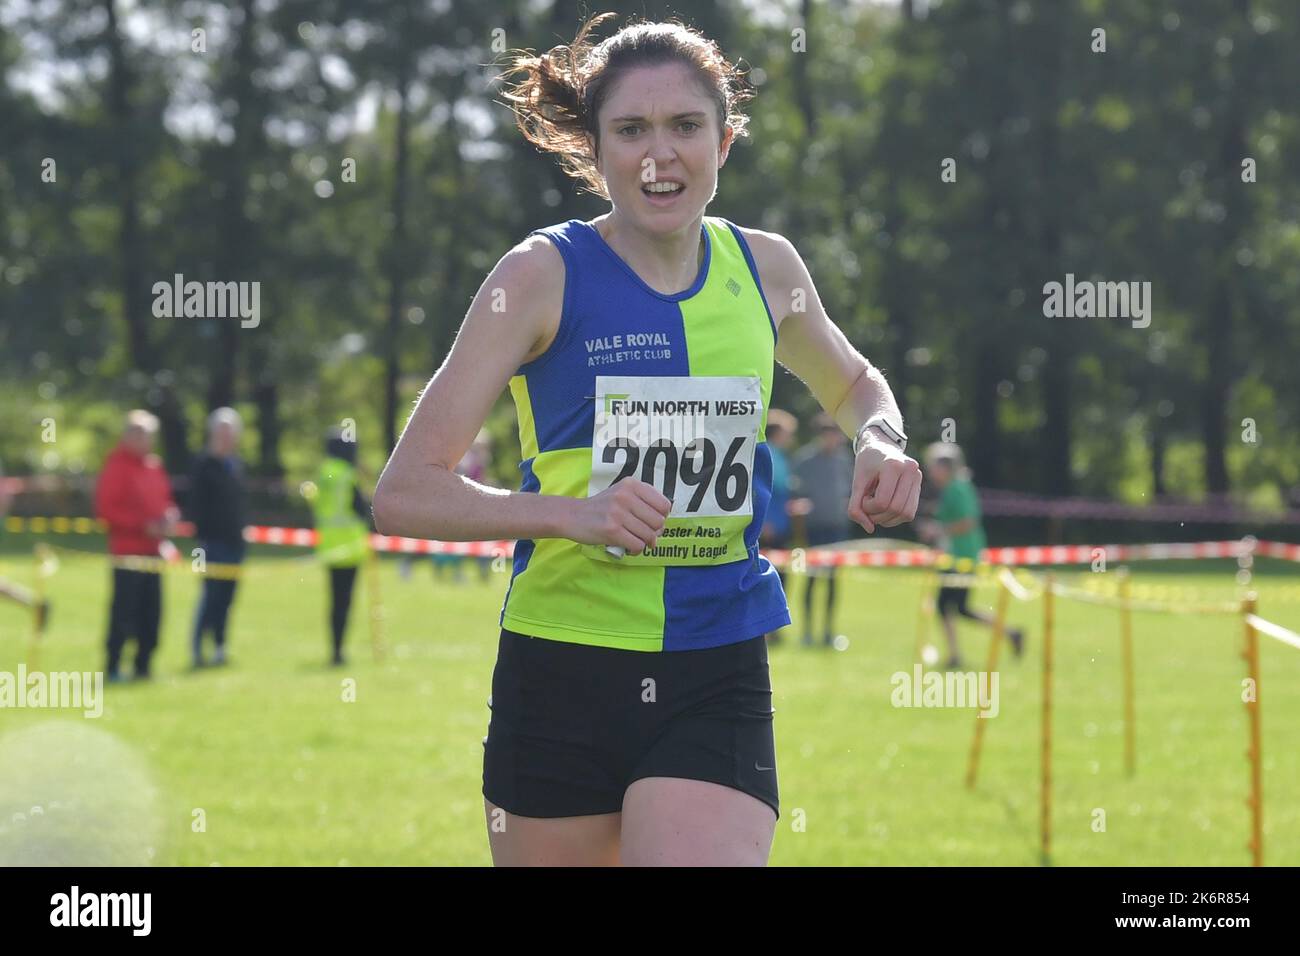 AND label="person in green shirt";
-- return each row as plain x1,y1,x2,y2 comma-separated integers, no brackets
920,443,1023,669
